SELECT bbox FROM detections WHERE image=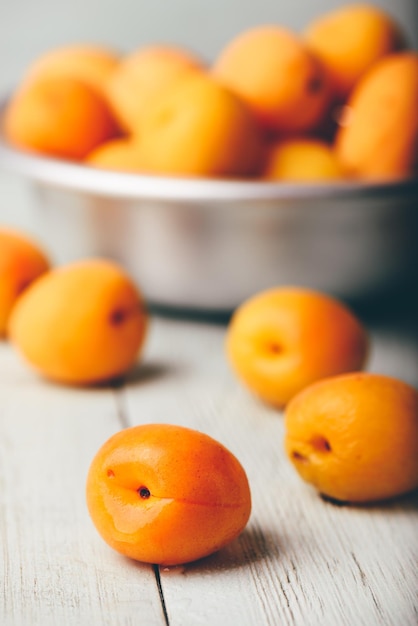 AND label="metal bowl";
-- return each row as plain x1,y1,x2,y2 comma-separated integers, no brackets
1,103,417,313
